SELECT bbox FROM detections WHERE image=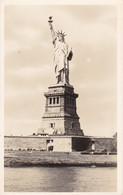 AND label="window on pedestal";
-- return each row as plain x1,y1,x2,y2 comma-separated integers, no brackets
57,97,59,104
49,123,55,128
72,99,74,105
67,97,69,105
70,98,72,105
49,97,59,105
53,97,55,104
71,122,75,129
49,98,52,104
